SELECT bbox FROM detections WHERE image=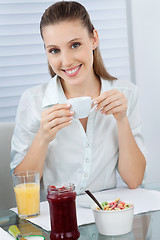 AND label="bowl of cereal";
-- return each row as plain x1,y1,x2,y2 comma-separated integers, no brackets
91,198,134,236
